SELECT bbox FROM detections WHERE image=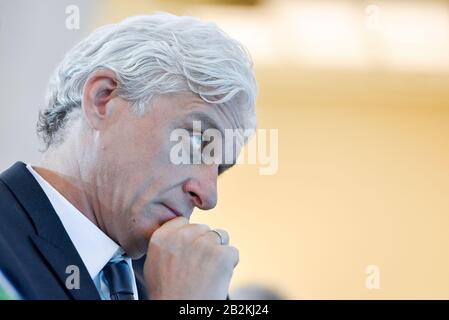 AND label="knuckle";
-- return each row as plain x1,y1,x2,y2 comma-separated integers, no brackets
215,228,229,244
195,234,216,252
198,223,212,233
175,228,192,243
219,229,229,237
214,247,233,268
191,223,211,234
229,246,240,264
197,232,215,248
220,246,239,270
176,223,210,242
